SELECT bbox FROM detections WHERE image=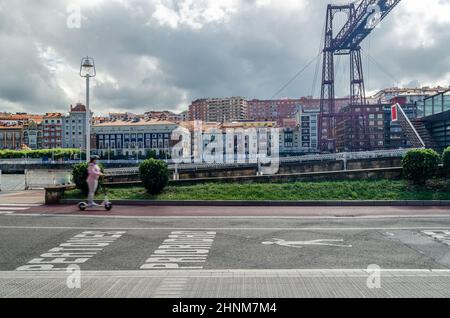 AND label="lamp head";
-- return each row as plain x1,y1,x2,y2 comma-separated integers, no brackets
80,57,96,77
